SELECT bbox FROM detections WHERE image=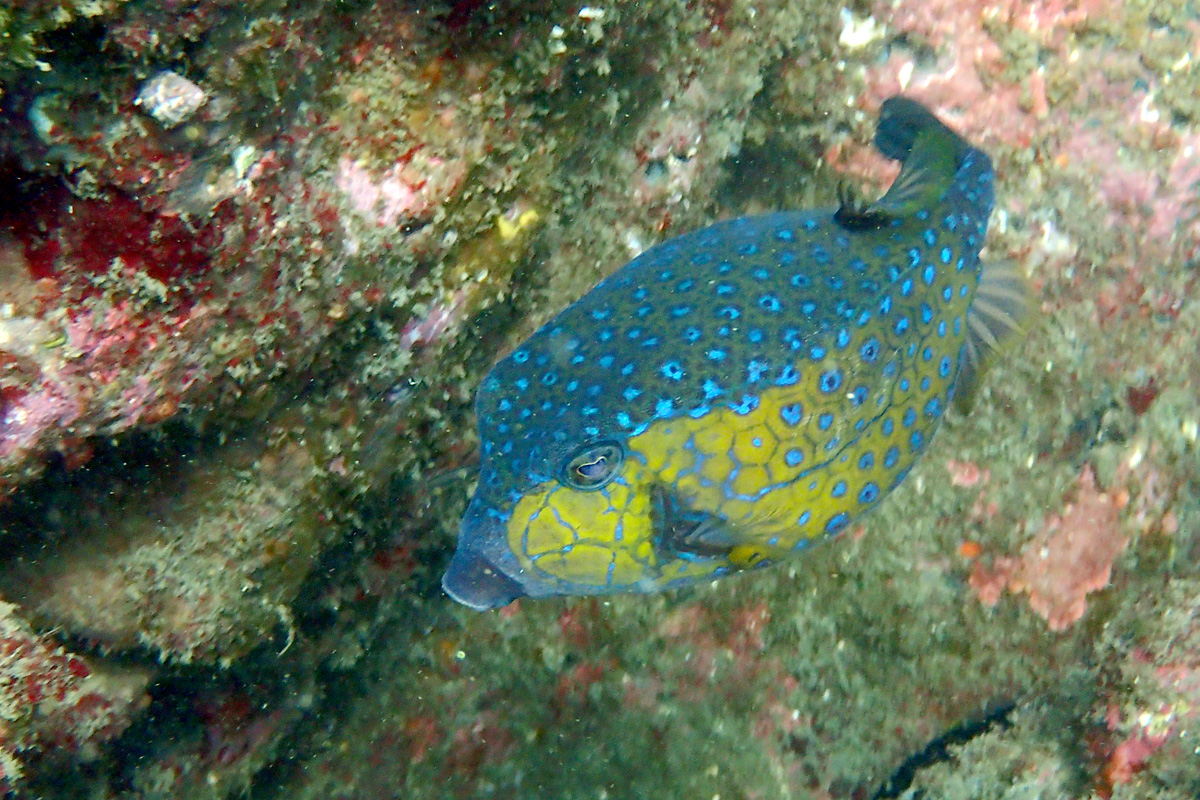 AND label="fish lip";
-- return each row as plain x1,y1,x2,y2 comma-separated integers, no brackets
443,498,527,610
441,545,525,610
